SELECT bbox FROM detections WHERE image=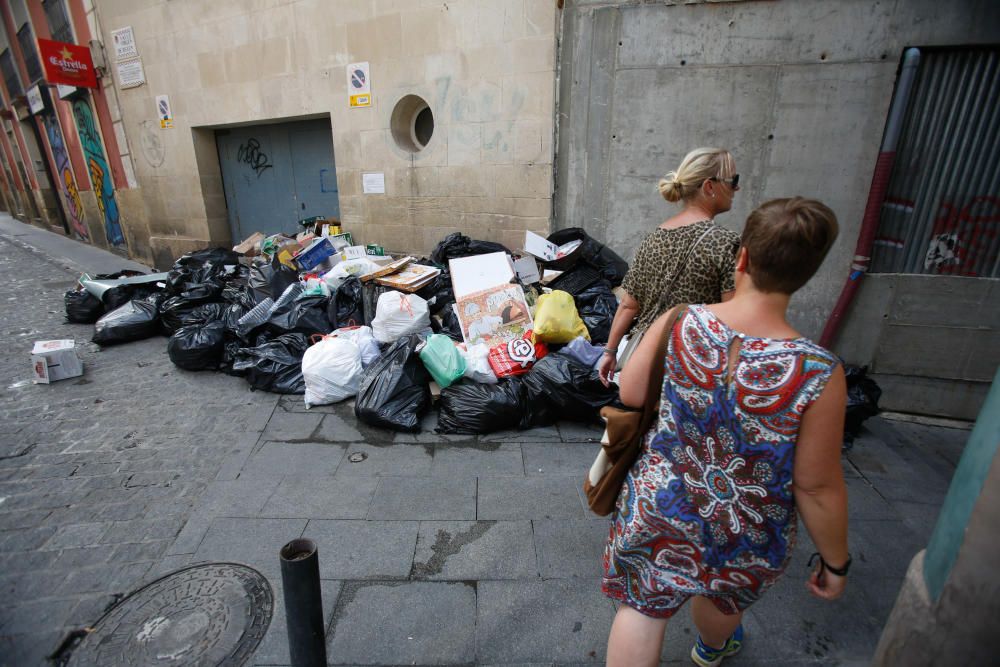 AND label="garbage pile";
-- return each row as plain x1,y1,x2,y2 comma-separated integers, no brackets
63,223,629,435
